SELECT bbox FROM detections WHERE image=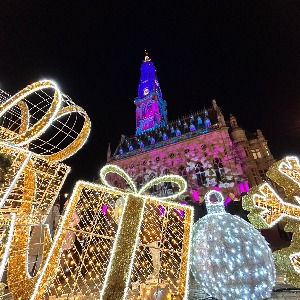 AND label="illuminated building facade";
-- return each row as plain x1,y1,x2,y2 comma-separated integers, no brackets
107,54,275,199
